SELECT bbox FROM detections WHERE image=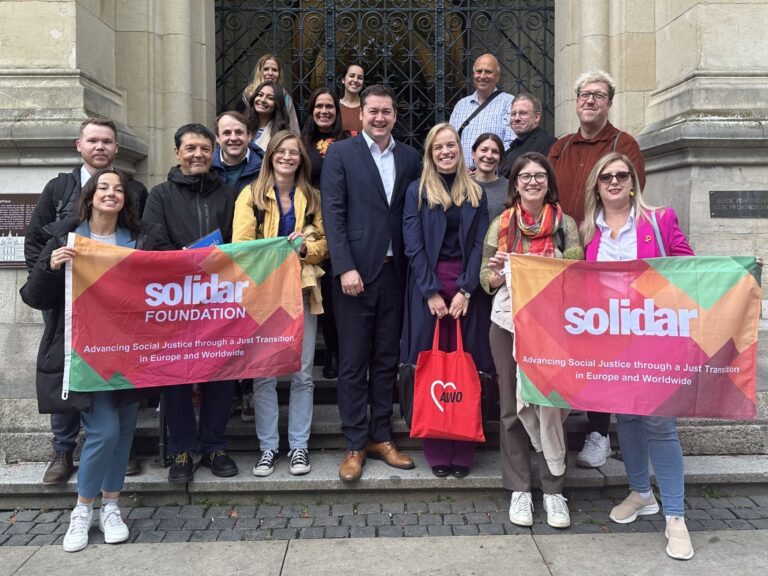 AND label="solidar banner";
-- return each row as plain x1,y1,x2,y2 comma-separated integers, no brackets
63,235,303,396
